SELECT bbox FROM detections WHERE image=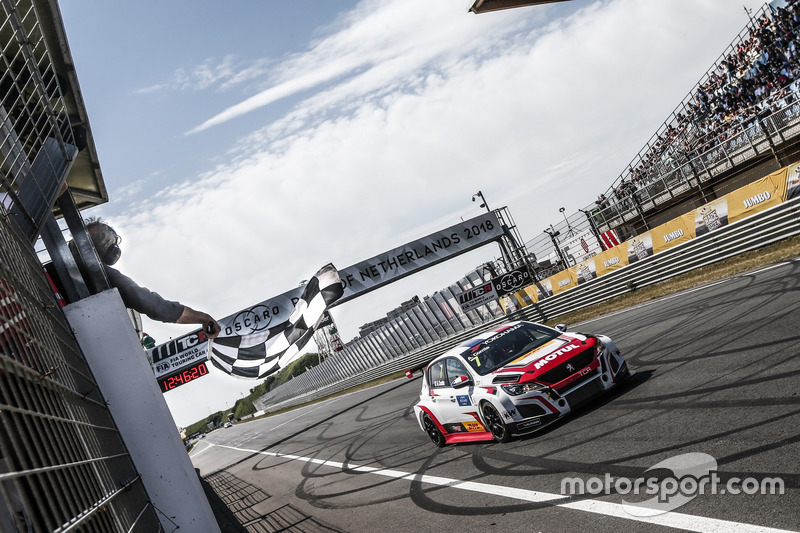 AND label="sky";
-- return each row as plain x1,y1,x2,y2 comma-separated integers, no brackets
58,0,766,426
